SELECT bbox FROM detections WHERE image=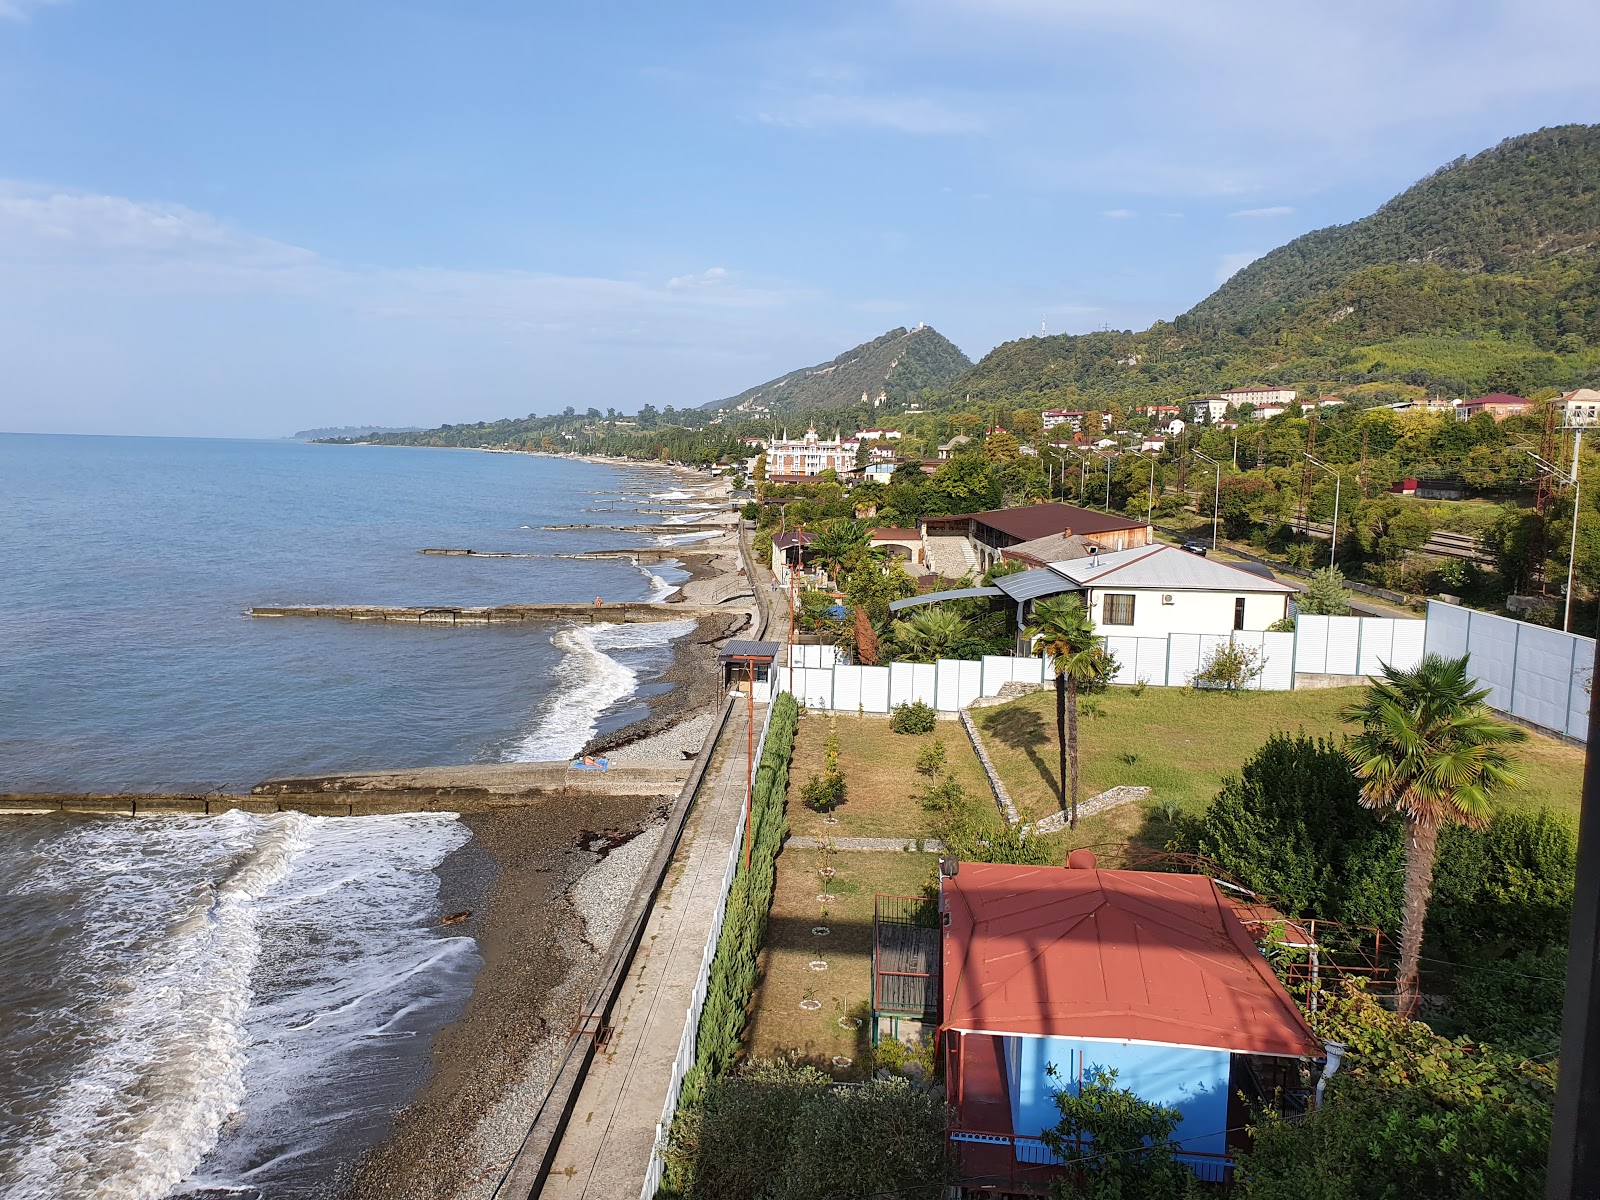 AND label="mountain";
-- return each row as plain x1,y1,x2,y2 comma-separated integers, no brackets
952,125,1600,409
703,325,970,414
295,424,424,440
